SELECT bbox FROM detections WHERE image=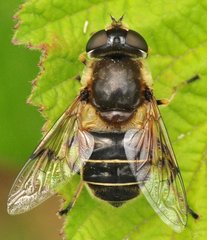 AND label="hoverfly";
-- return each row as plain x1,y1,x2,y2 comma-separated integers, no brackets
7,16,198,232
